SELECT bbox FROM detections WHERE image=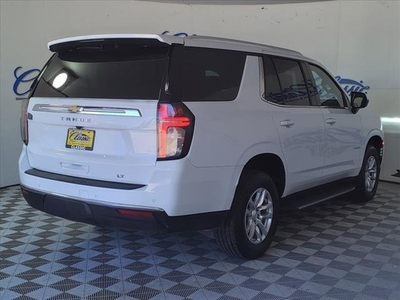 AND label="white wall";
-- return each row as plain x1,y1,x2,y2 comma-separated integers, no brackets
1,0,399,187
